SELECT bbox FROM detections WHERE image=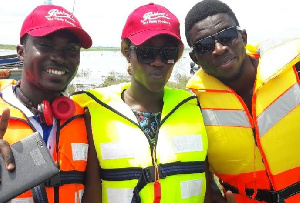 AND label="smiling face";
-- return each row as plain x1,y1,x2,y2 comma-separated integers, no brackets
189,13,247,83
129,35,181,93
18,30,80,94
